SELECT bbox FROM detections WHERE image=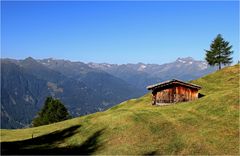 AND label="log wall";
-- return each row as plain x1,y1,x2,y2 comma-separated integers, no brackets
152,85,199,104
